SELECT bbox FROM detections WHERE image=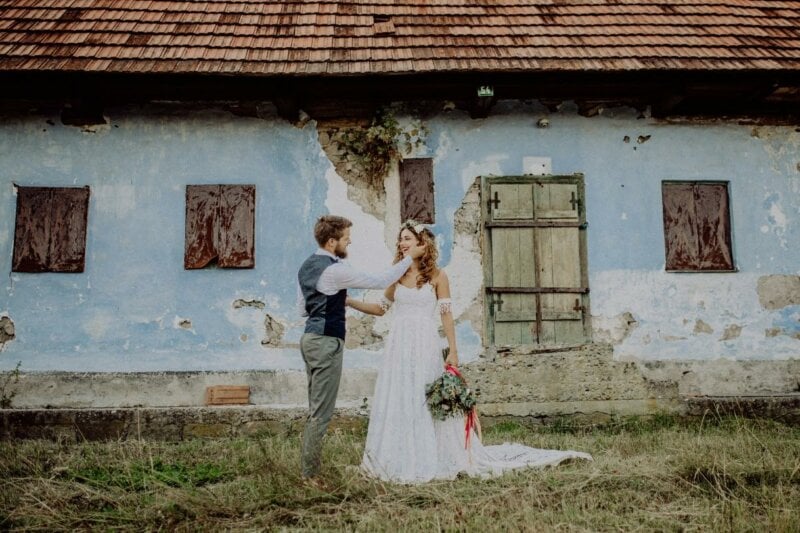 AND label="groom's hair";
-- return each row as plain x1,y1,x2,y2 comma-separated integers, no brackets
314,215,352,246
